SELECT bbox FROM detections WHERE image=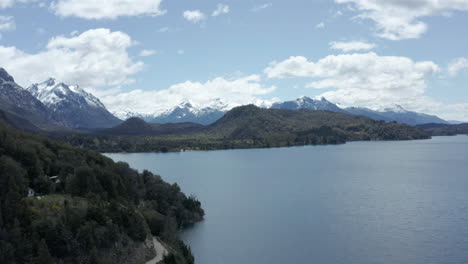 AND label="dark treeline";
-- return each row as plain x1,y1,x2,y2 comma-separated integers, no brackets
417,123,468,136
50,106,431,153
0,121,204,264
